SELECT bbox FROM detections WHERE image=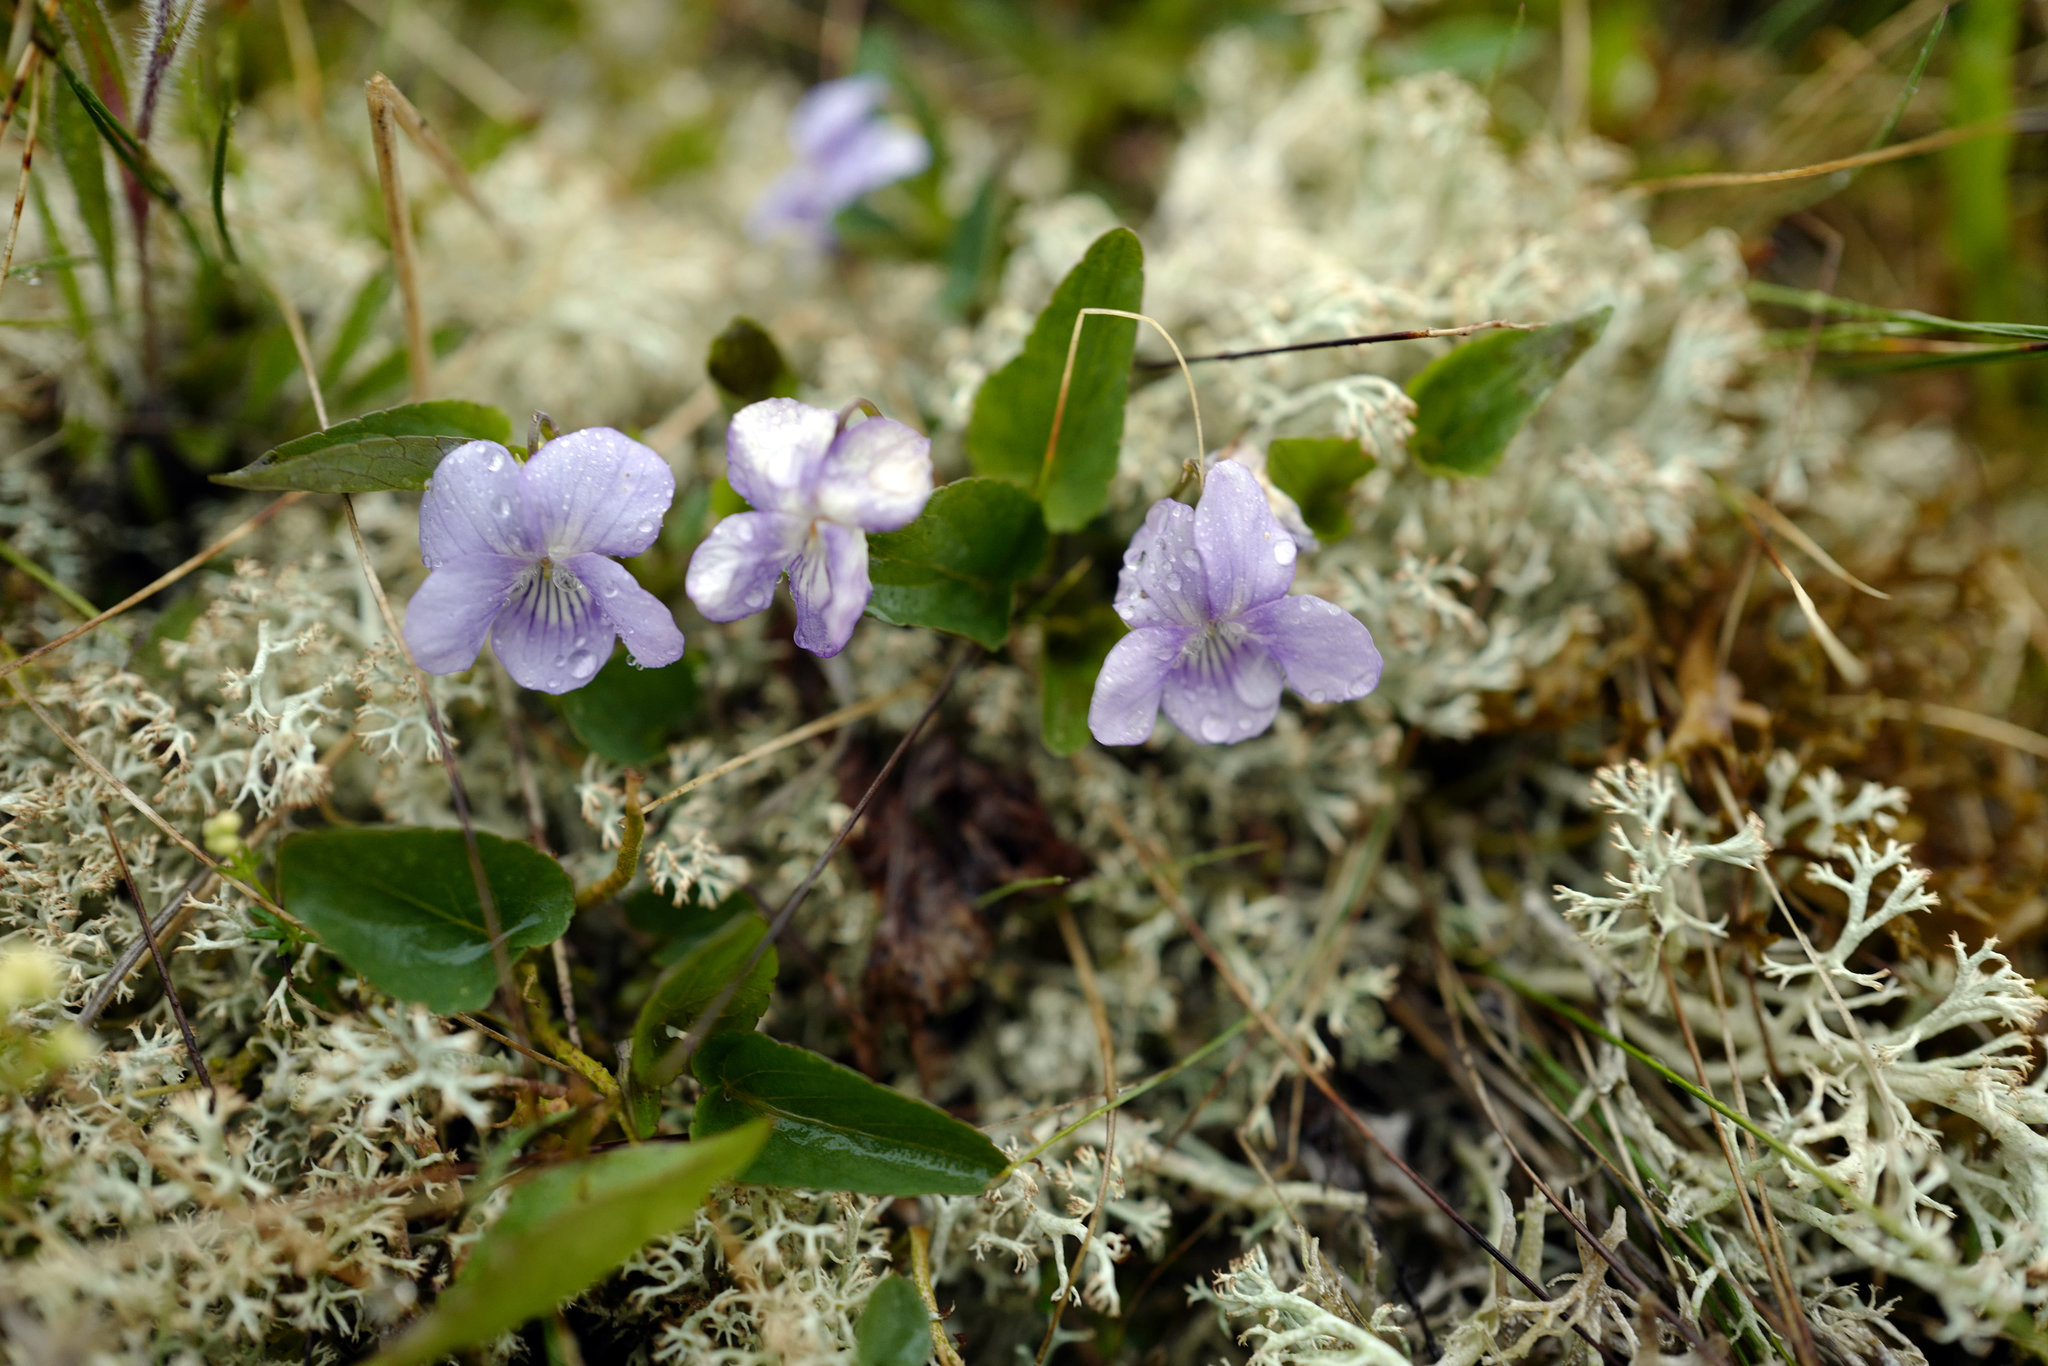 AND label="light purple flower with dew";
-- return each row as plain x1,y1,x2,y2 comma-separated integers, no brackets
685,398,932,658
402,429,685,696
1089,460,1383,746
748,75,930,247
